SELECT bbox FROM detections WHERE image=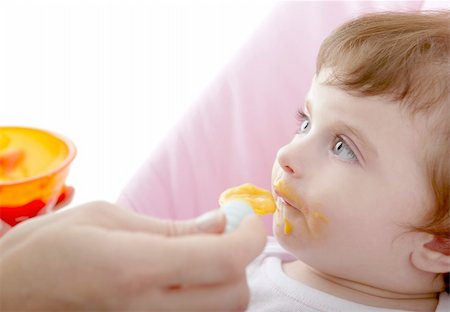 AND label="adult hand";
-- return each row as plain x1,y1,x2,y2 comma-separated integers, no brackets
0,201,267,311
